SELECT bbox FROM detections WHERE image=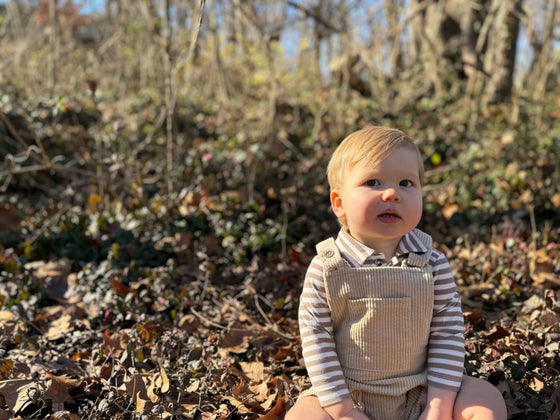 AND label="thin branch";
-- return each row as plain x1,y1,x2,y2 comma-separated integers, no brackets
173,0,206,76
